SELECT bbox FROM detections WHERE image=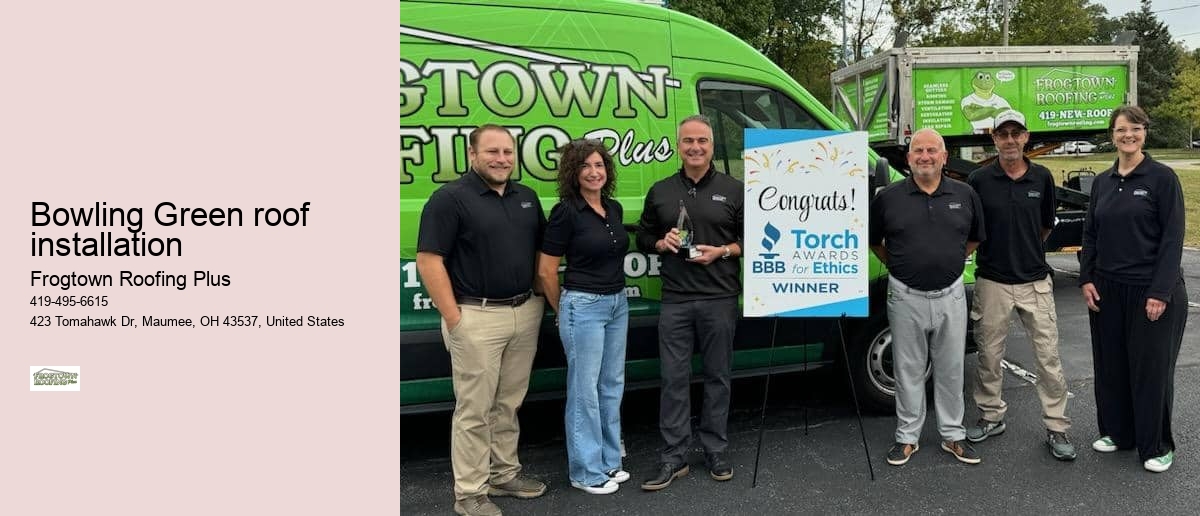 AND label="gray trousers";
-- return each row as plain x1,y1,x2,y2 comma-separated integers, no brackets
657,296,738,465
888,275,967,444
